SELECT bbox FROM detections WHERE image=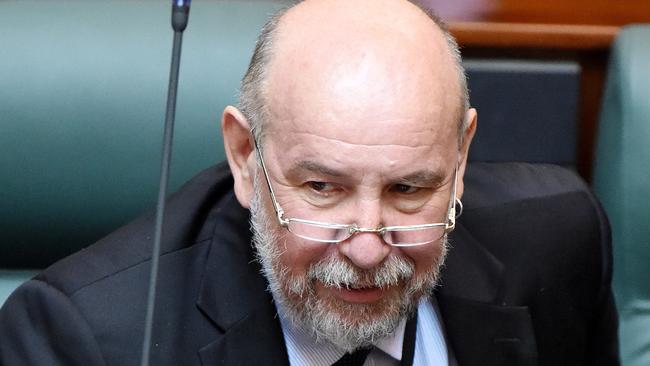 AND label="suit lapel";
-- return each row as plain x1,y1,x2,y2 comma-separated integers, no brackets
195,193,289,365
197,303,289,365
437,224,538,366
